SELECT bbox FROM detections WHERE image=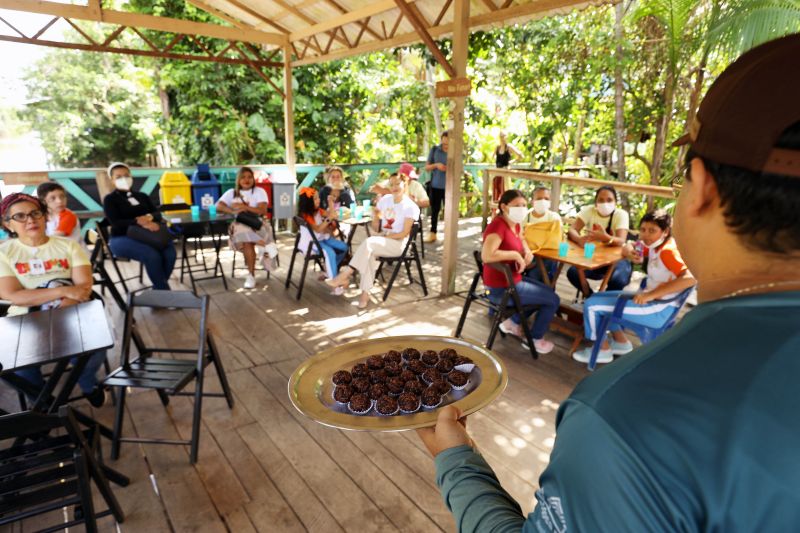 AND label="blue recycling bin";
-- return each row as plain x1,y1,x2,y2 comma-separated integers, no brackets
191,163,221,210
